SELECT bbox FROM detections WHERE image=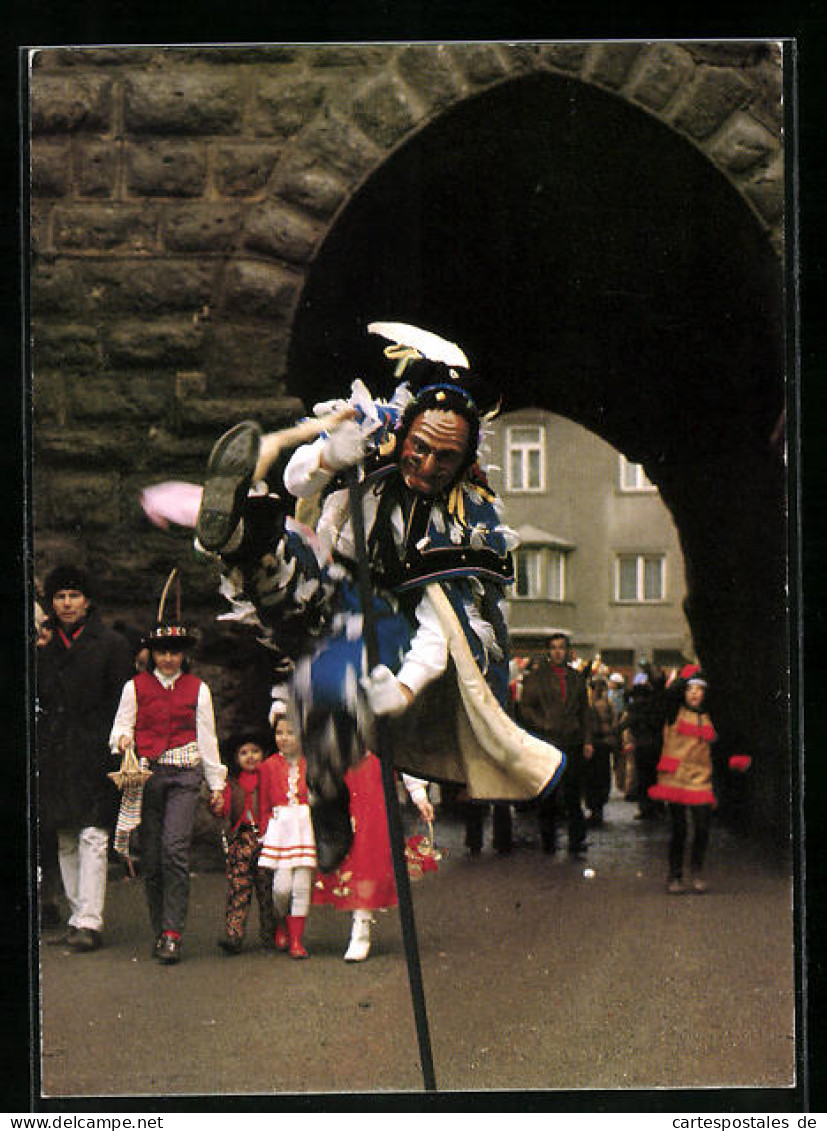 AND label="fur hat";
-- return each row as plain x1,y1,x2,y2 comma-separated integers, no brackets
43,564,92,605
220,729,272,768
